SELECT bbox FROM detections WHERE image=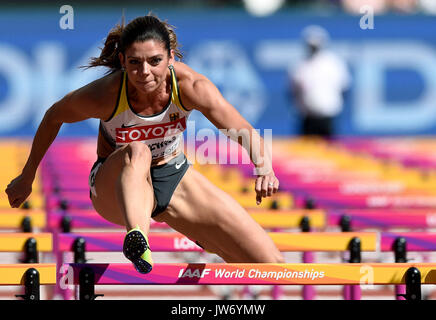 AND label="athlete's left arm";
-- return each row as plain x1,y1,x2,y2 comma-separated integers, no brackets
178,66,279,204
